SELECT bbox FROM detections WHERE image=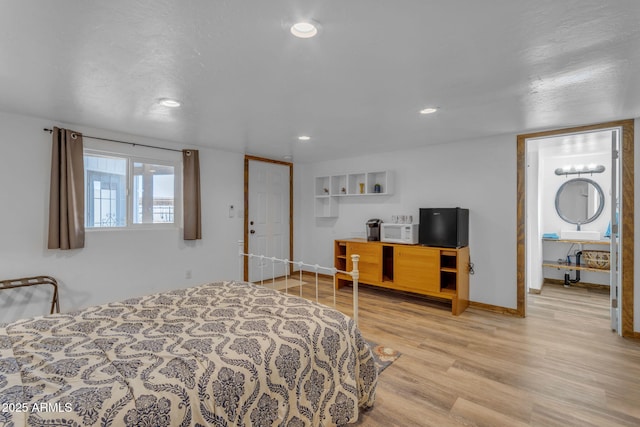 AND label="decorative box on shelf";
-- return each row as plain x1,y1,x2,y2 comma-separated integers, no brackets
582,250,610,270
